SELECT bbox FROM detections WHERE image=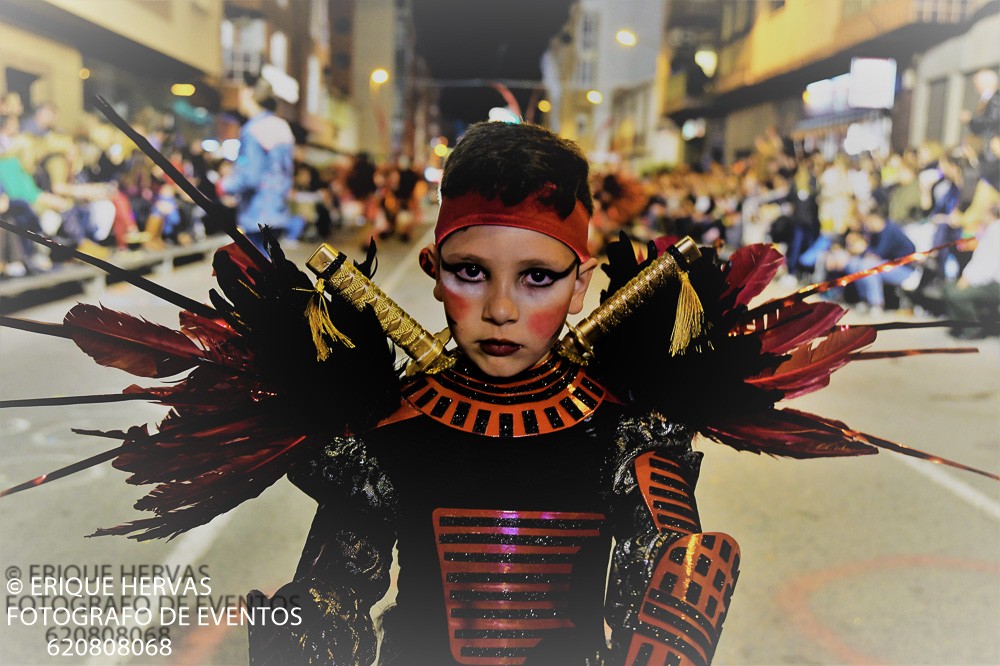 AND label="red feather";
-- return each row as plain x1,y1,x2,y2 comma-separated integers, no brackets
703,408,878,458
701,406,1000,480
748,326,877,398
64,304,204,378
749,301,847,355
178,310,252,370
721,244,785,308
213,242,258,282
95,427,324,540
